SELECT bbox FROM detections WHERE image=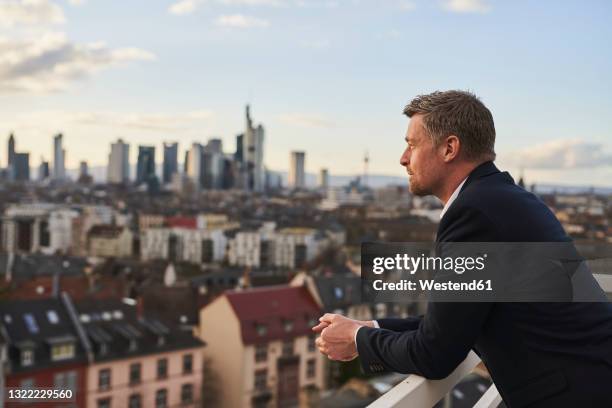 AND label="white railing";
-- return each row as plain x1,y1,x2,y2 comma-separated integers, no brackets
594,273,612,293
367,351,489,408
368,273,611,408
